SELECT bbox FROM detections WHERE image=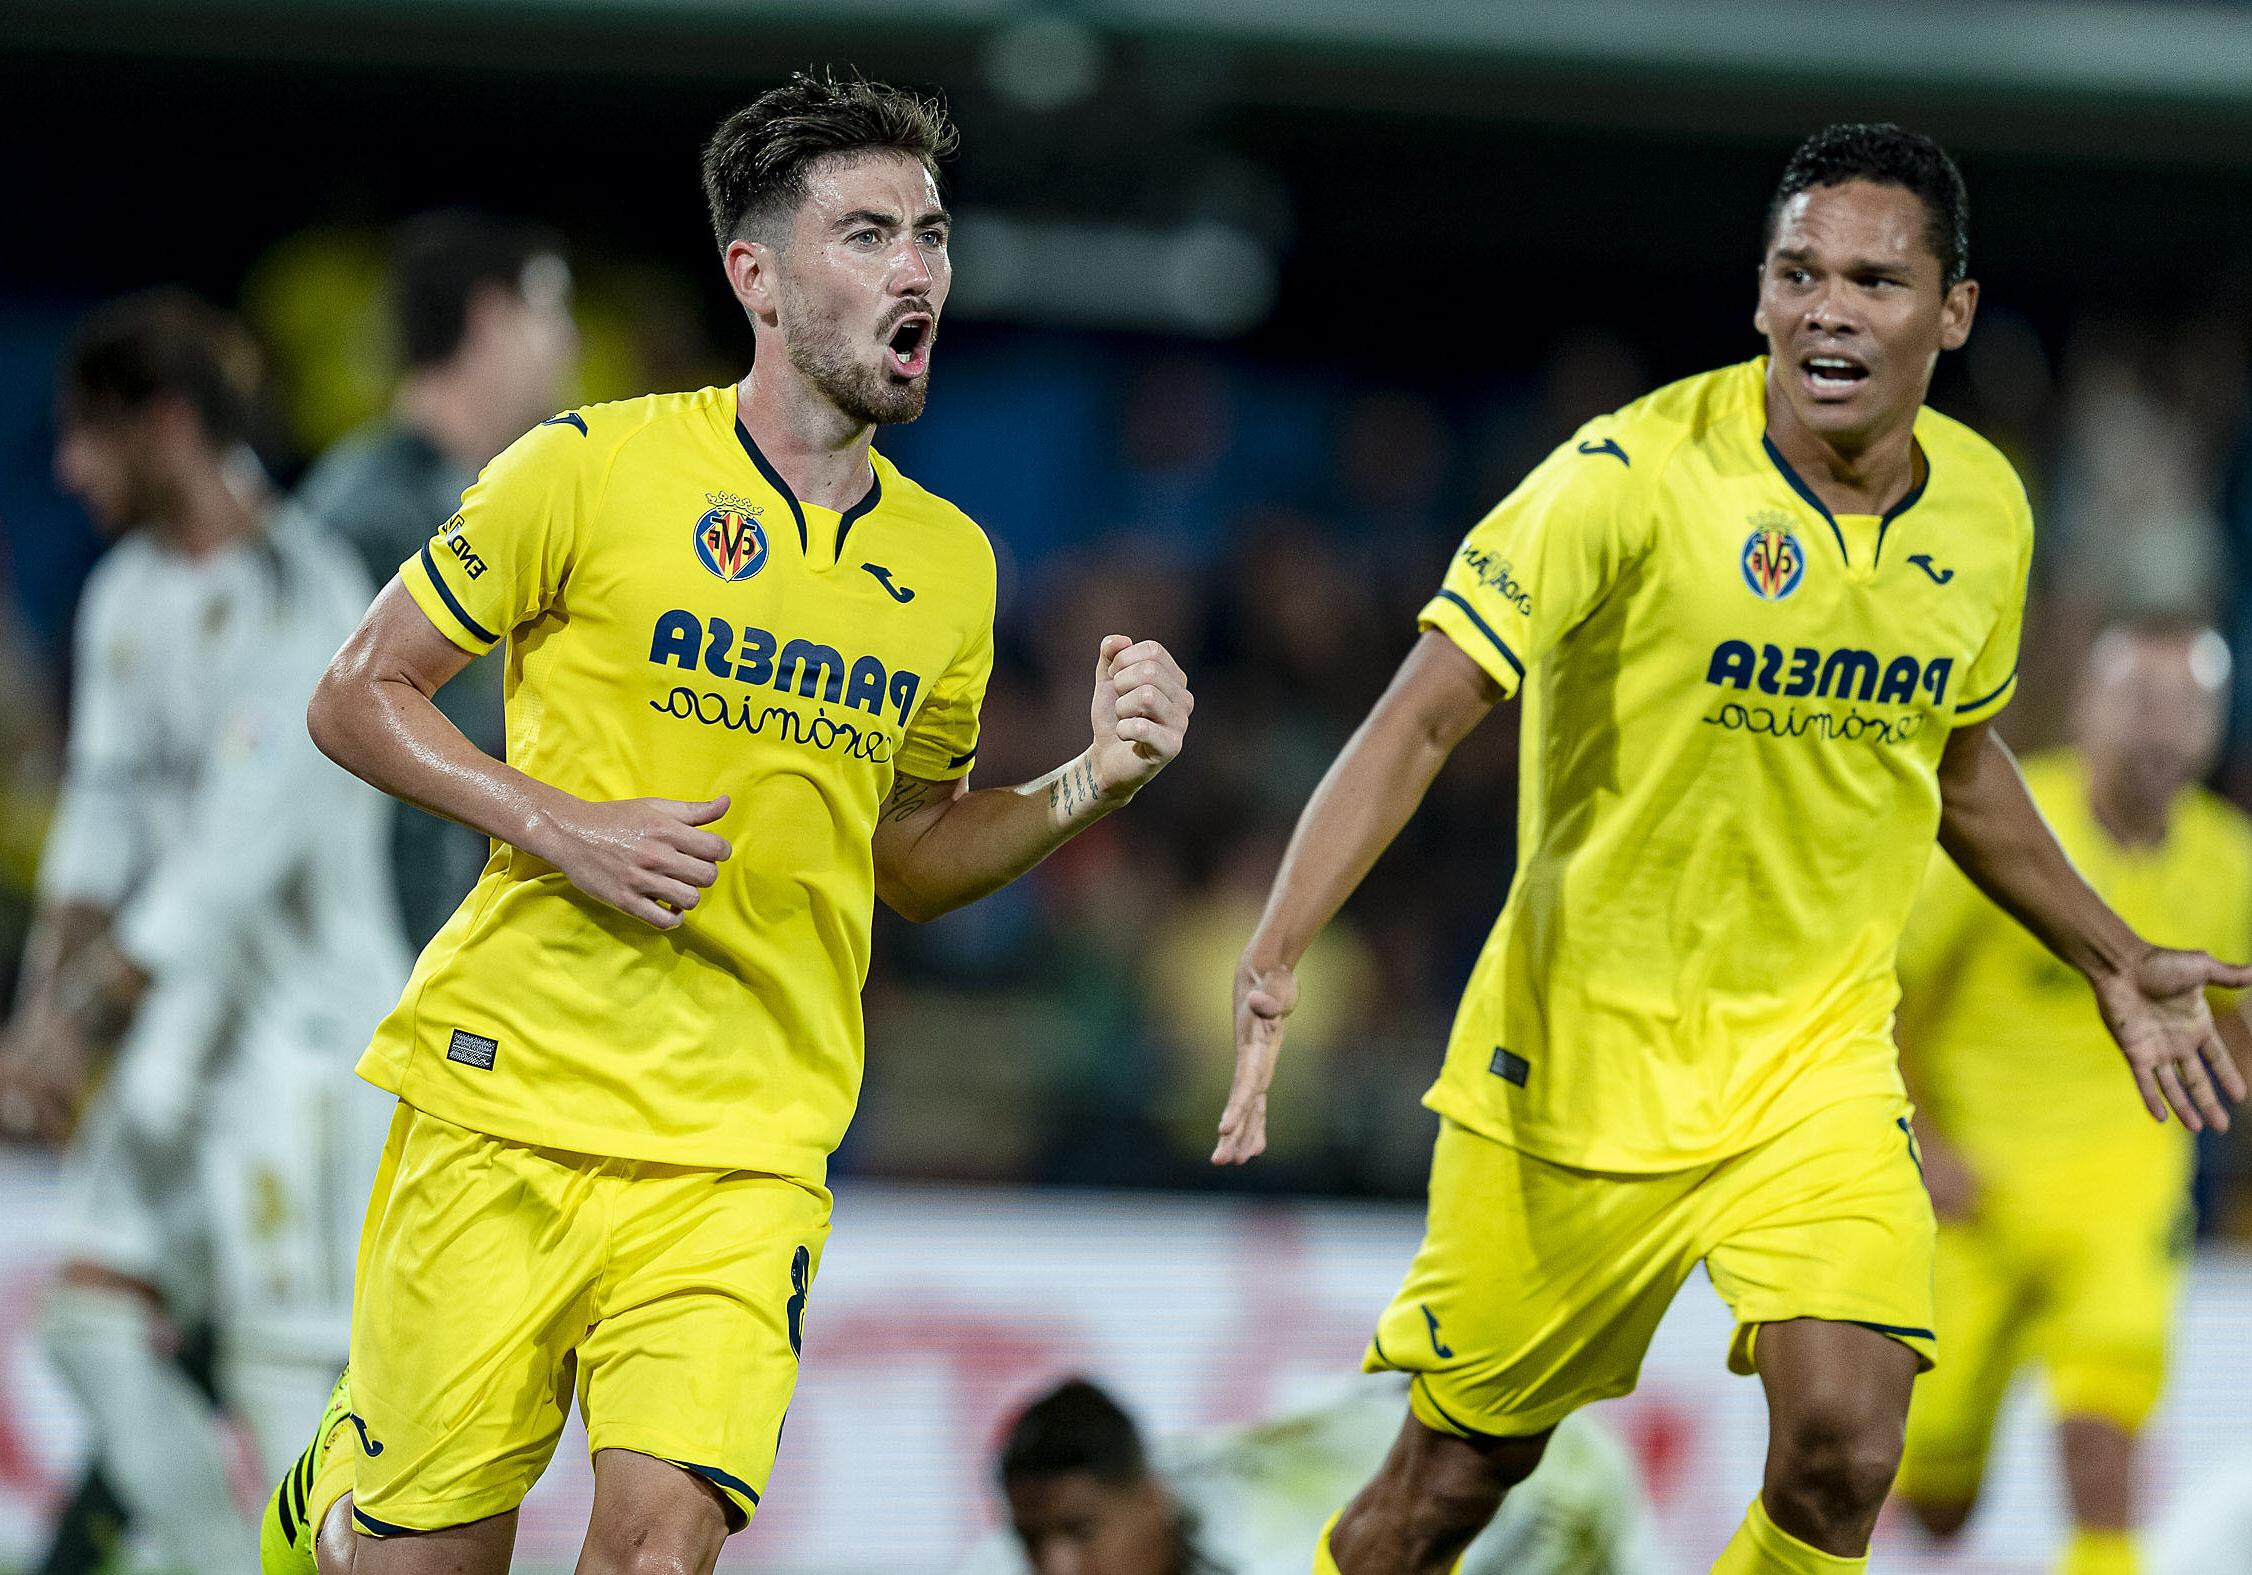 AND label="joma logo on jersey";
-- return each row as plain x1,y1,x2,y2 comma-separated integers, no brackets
1706,639,1954,707
694,506,769,583
650,610,922,725
1741,523,1805,601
